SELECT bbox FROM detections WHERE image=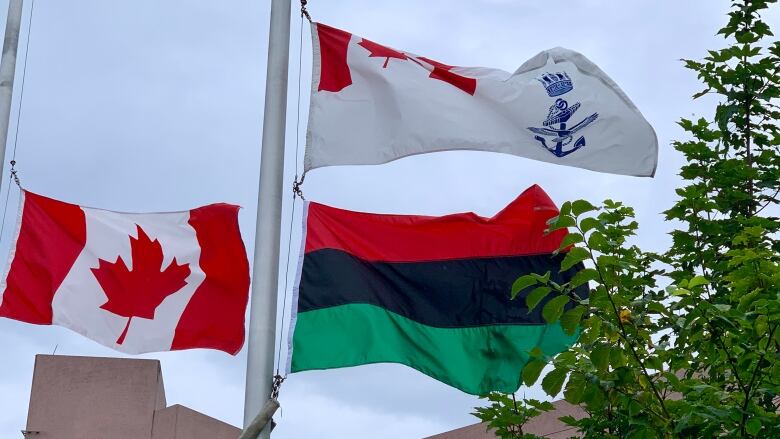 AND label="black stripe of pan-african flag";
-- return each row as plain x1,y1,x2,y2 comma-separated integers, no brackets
297,248,587,328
